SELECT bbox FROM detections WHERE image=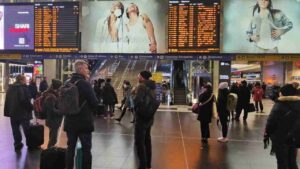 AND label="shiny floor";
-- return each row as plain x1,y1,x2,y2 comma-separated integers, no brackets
0,96,299,169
